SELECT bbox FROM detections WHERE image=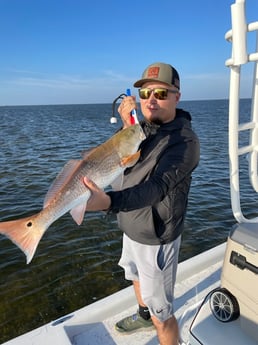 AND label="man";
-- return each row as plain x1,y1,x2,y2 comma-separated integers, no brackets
84,62,200,345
